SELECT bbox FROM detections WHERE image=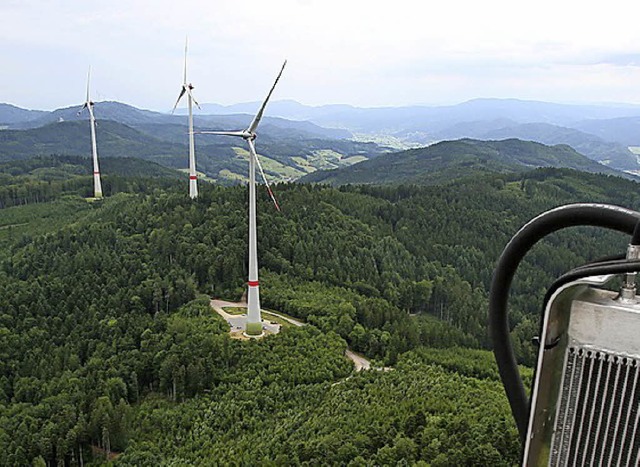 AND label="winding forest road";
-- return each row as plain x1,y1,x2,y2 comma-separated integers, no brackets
210,299,371,371
345,349,371,371
261,309,305,327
